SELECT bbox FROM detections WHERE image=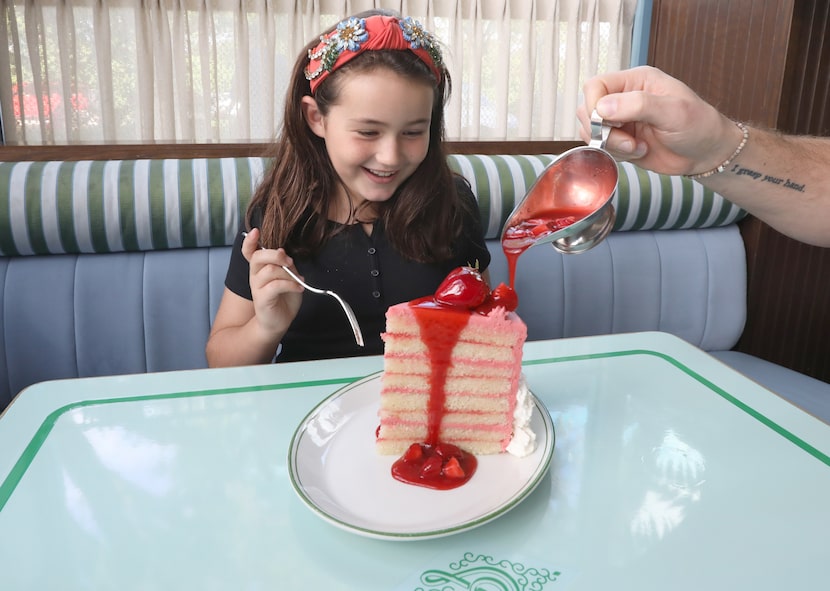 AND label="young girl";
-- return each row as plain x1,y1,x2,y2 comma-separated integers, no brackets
206,10,490,367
